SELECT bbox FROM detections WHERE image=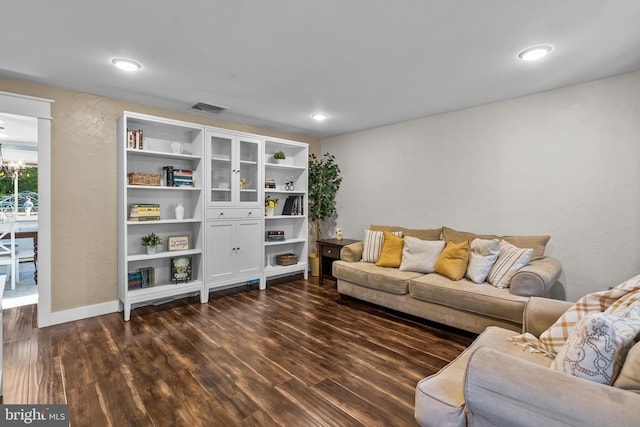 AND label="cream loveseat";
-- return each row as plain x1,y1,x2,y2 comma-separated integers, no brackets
415,294,640,427
333,225,562,333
